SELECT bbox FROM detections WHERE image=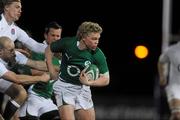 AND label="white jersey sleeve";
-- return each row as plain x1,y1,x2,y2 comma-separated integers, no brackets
0,62,8,77
15,51,28,65
16,26,47,53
